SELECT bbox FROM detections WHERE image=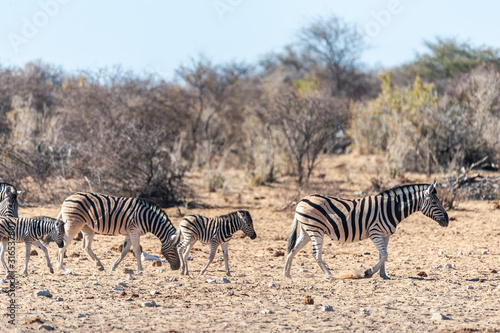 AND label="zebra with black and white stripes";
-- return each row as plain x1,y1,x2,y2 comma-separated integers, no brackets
55,192,181,272
177,211,257,276
0,216,65,277
283,182,449,279
0,184,20,218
